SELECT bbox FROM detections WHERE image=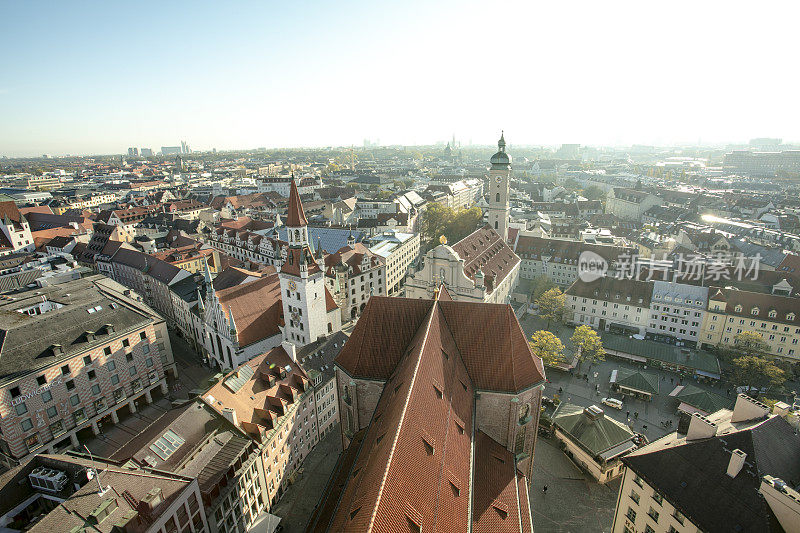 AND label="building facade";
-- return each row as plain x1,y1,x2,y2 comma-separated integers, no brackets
0,276,173,467
366,230,420,295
